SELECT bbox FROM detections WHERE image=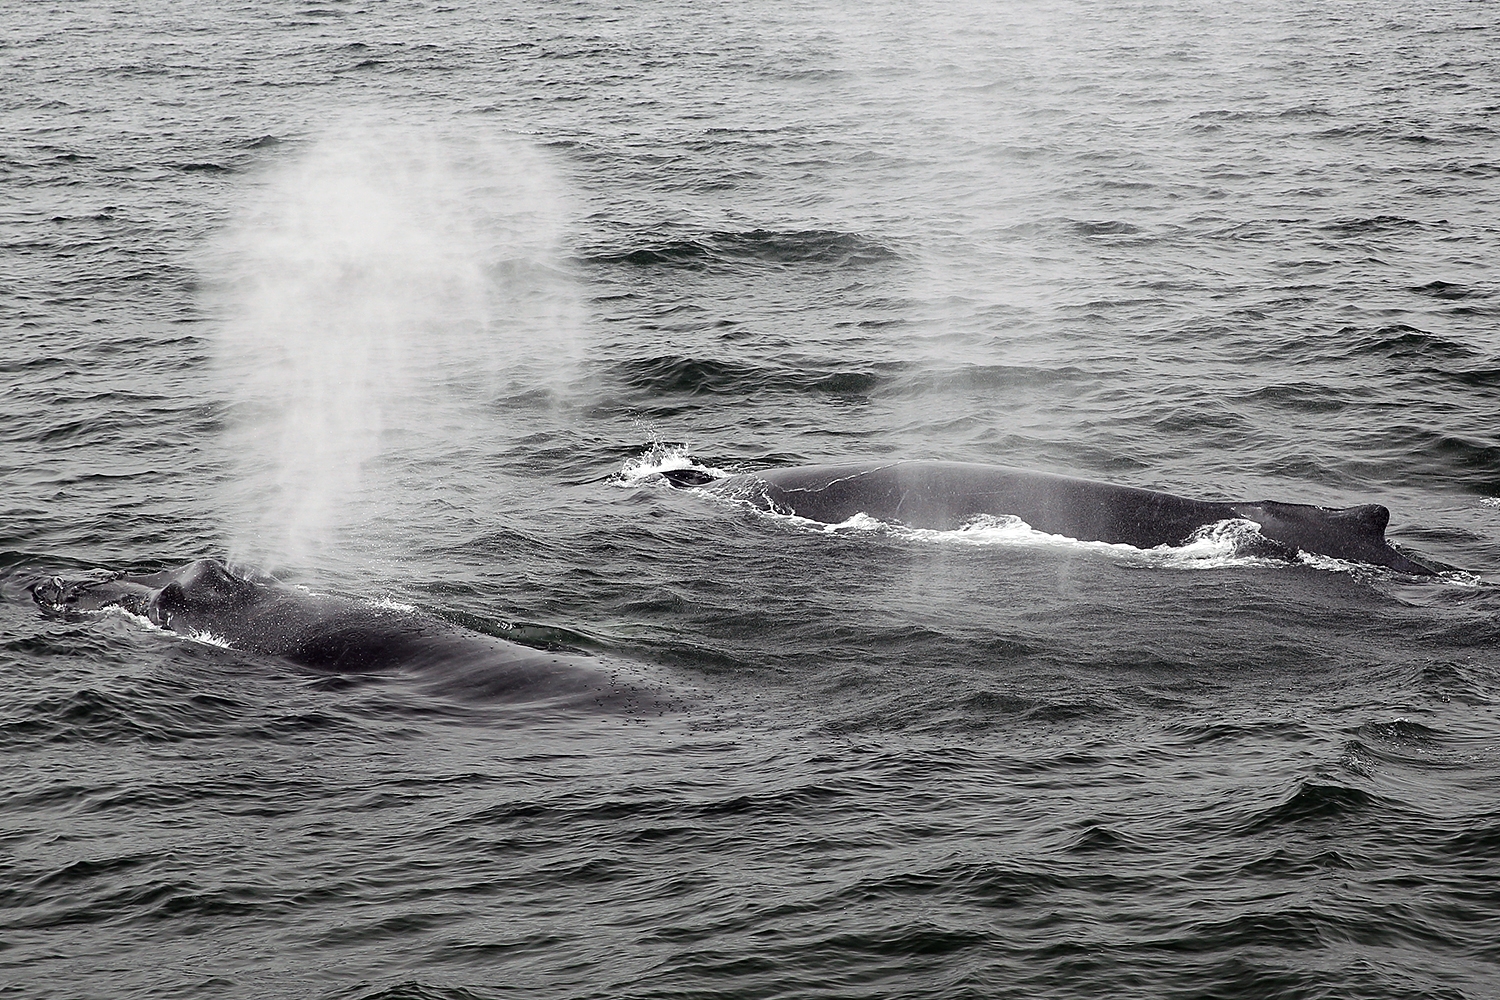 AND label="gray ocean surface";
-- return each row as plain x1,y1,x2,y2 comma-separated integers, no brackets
3,1,1500,997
